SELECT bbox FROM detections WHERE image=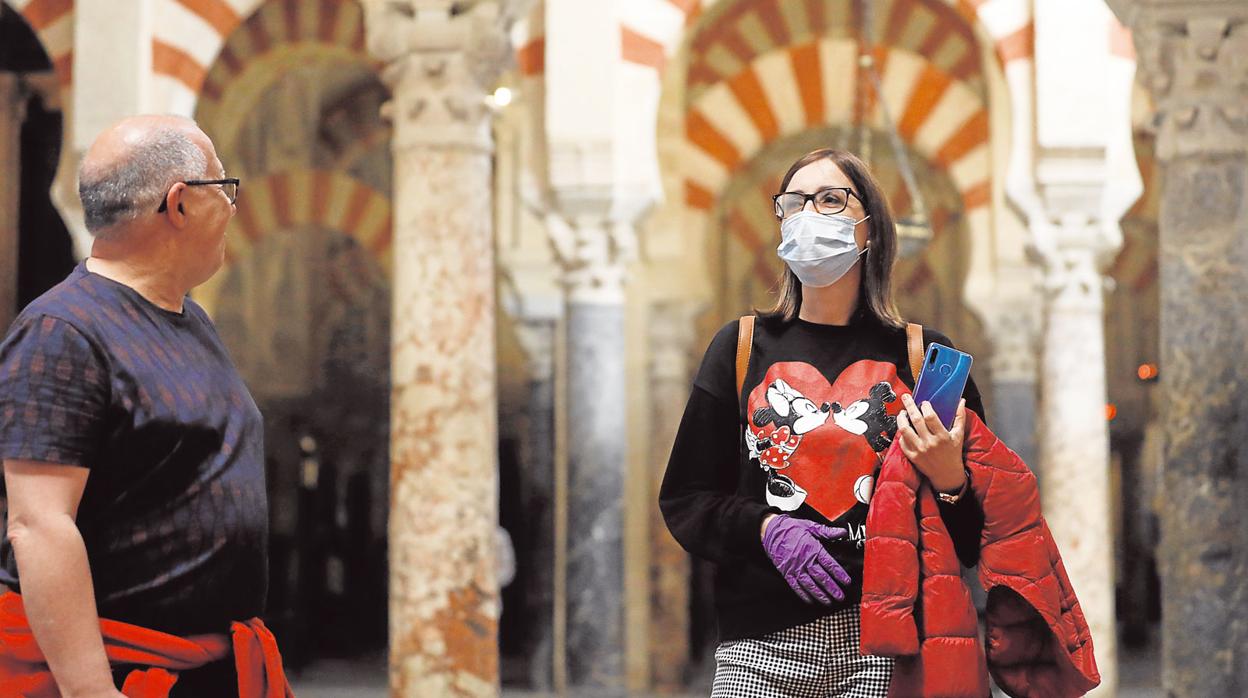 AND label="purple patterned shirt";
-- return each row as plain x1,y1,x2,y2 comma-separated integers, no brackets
0,262,267,634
